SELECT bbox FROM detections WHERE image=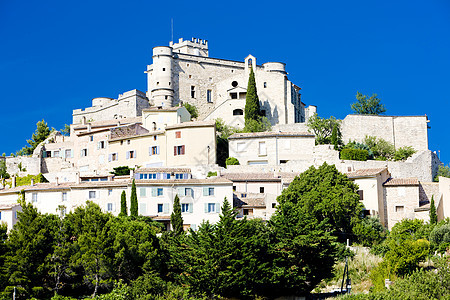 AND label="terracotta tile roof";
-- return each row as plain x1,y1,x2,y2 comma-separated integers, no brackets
165,120,215,130
136,167,191,173
383,178,419,186
222,172,281,182
346,168,388,178
0,203,20,209
233,192,266,208
142,107,182,112
110,123,149,139
0,182,73,194
150,215,171,221
229,131,314,139
70,181,129,189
